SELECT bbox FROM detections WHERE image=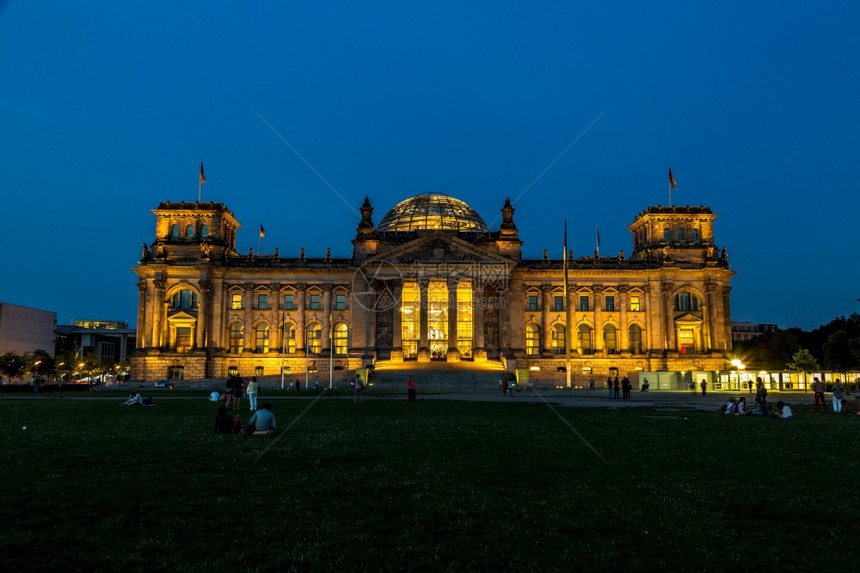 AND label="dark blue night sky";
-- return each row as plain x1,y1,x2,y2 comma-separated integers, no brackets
1,1,858,329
